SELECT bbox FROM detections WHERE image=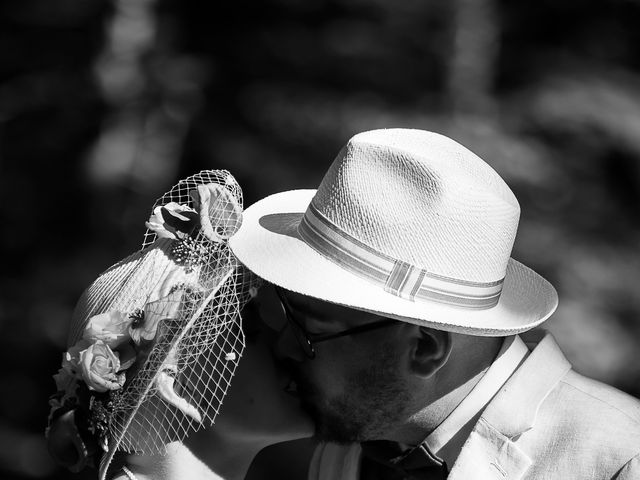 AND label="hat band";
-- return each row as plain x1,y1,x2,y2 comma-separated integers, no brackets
298,204,504,309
